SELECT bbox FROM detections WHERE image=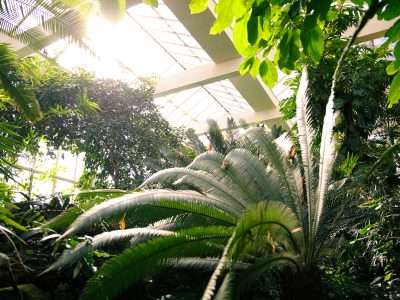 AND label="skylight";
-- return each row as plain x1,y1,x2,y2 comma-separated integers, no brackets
41,0,284,132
